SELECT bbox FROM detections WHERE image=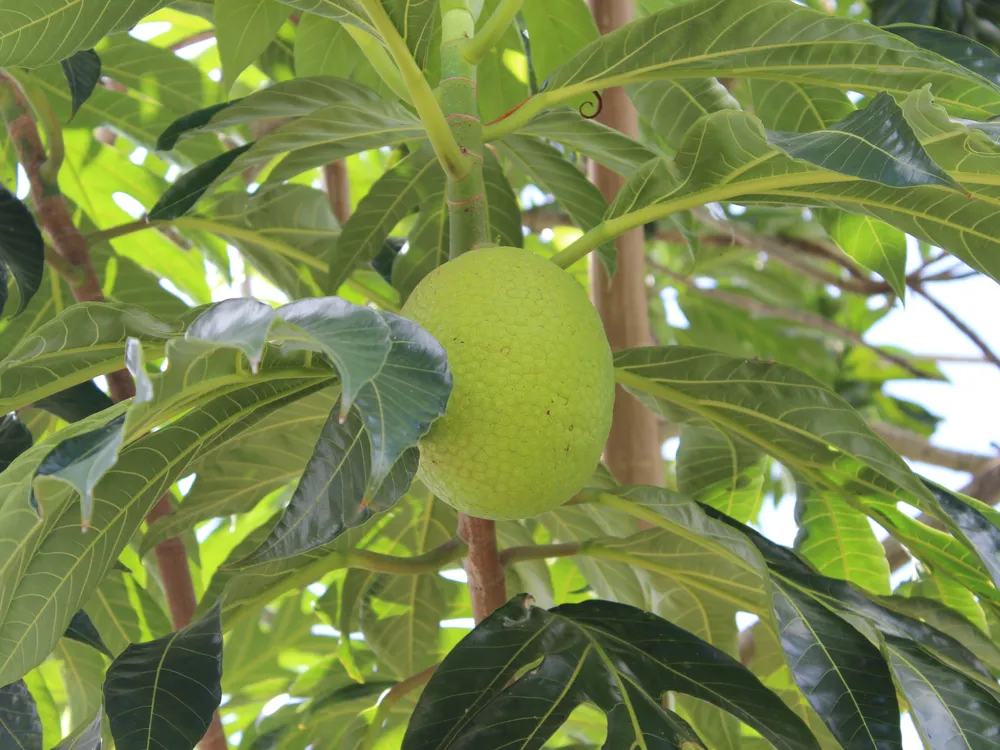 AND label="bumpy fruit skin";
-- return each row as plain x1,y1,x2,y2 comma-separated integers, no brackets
401,247,614,520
